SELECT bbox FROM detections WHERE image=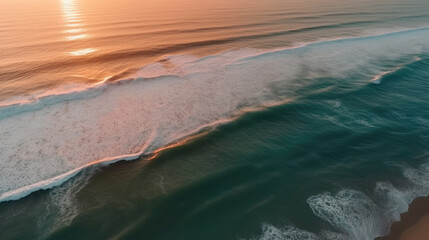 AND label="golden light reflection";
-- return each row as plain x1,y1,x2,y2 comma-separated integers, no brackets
69,48,97,56
64,28,84,34
61,0,97,56
66,23,83,28
61,0,81,25
146,131,211,161
66,34,88,41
